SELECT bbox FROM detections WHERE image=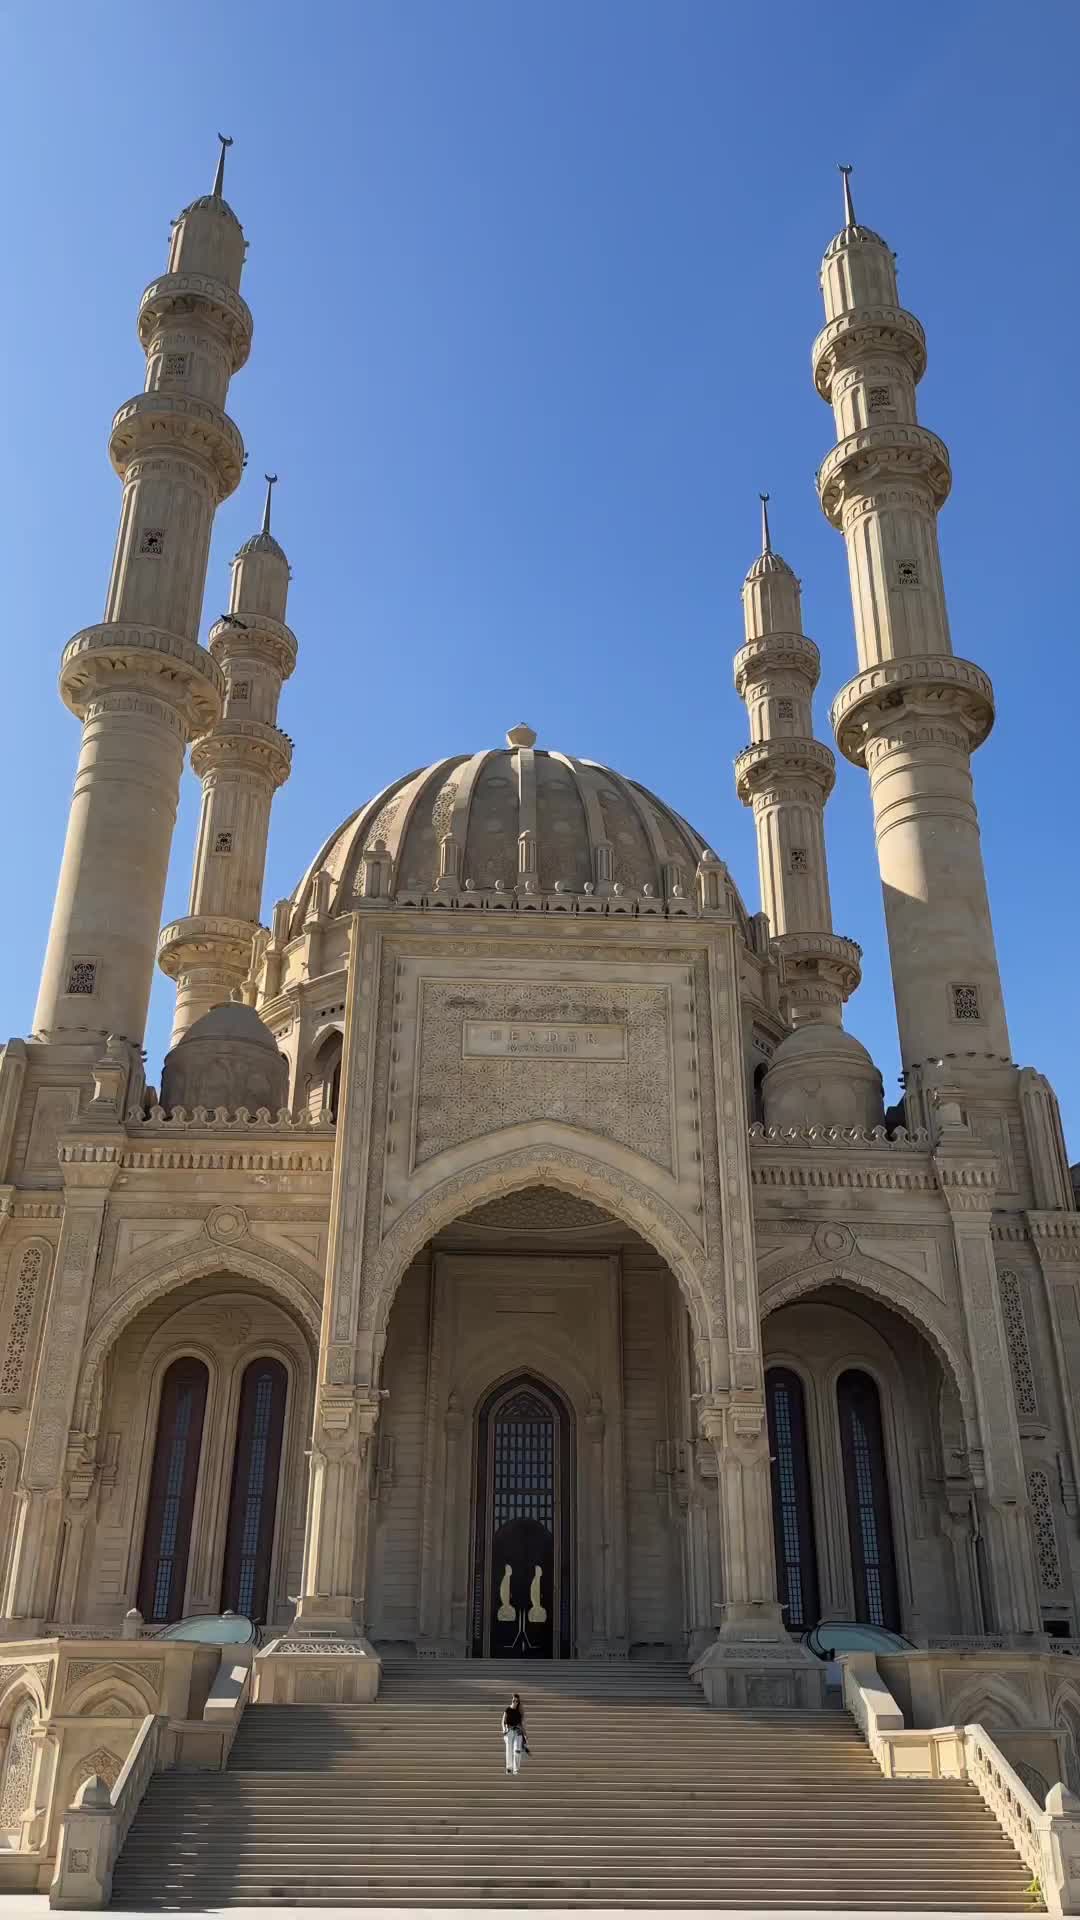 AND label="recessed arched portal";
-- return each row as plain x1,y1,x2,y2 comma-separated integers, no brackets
367,1184,707,1660
761,1280,976,1639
